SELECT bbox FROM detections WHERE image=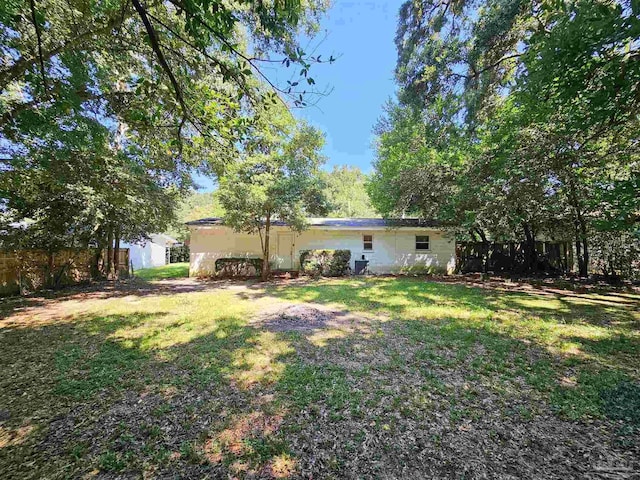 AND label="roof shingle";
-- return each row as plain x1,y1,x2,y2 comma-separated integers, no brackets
185,217,442,228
